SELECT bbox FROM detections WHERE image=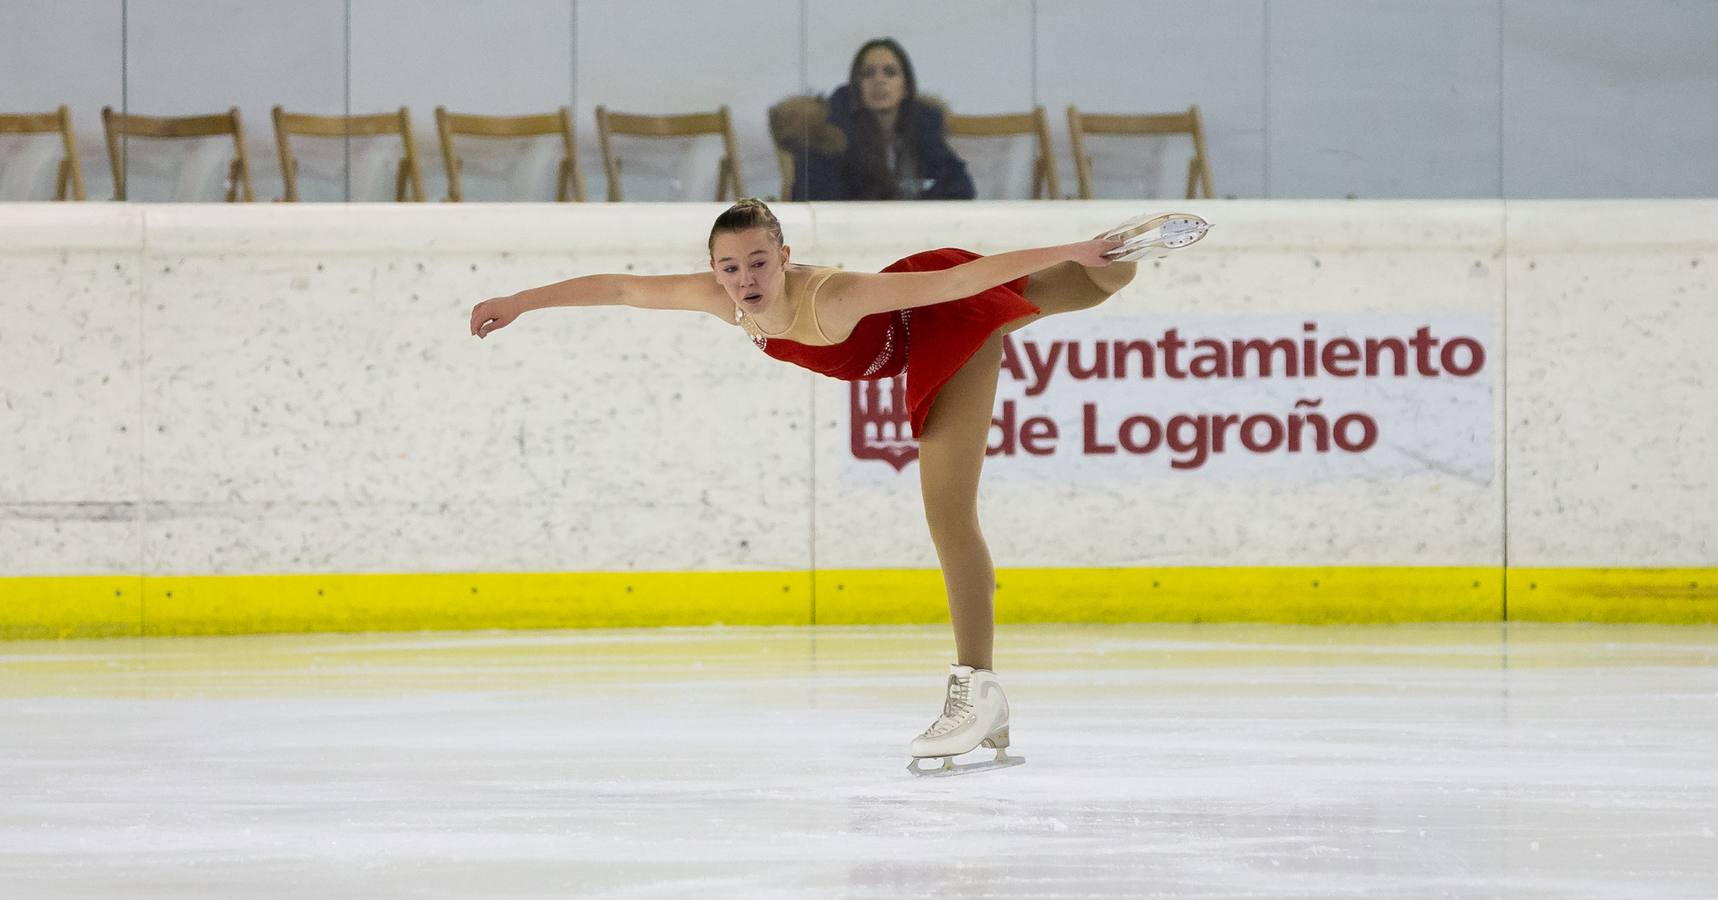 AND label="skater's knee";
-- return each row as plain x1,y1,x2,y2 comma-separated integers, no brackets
922,499,982,544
